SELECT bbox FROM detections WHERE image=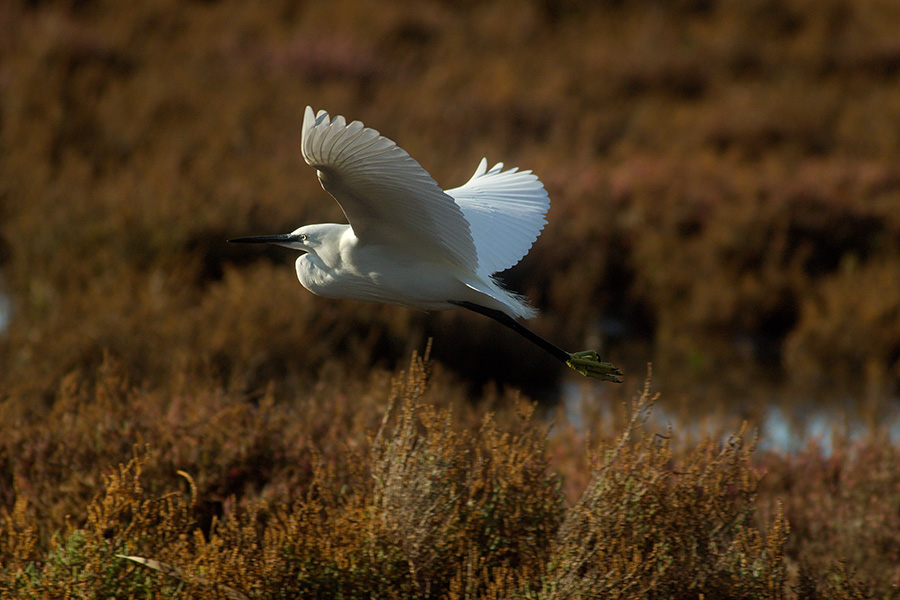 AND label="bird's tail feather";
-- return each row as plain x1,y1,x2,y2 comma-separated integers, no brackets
463,277,537,320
